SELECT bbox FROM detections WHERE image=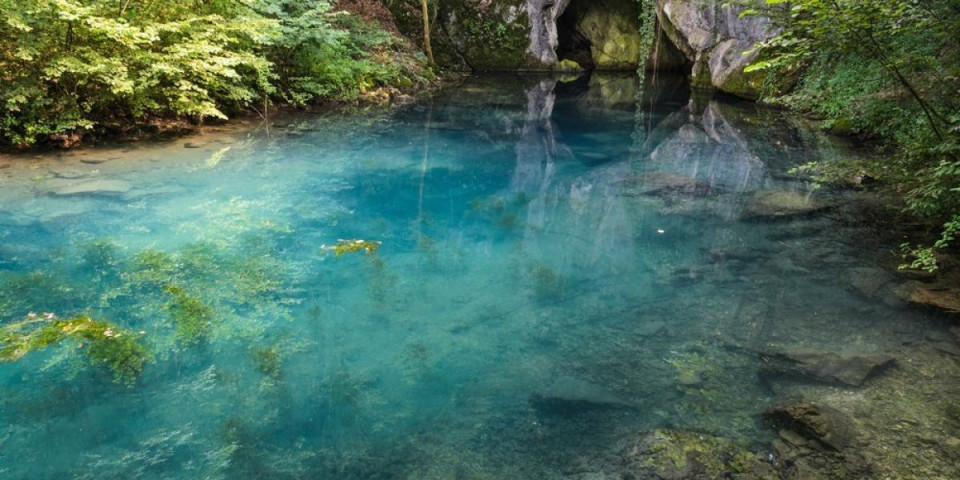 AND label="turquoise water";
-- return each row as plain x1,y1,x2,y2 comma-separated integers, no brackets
0,74,939,478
